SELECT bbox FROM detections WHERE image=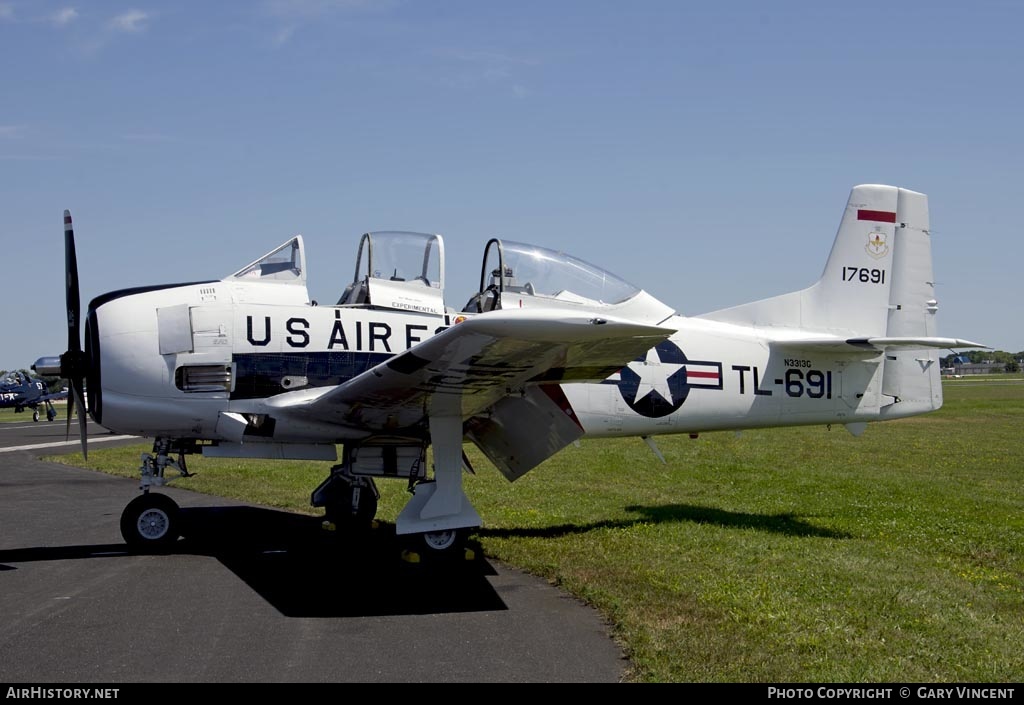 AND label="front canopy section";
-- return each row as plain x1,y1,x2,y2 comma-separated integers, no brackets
338,231,446,316
462,239,676,324
227,236,306,285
